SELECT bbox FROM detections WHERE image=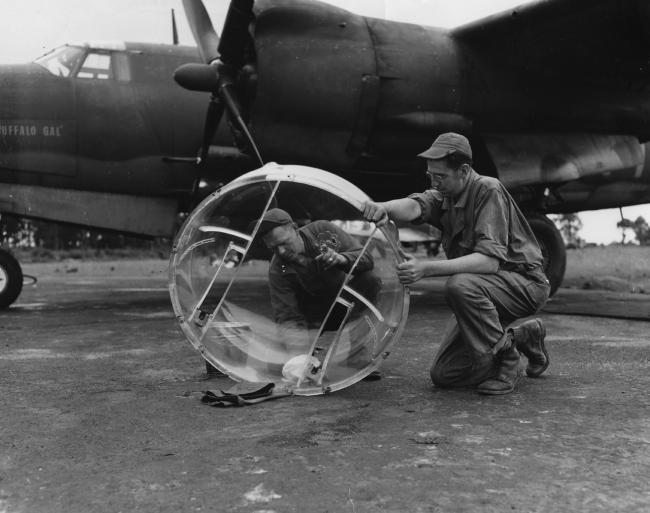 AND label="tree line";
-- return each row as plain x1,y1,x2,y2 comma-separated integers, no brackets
555,213,650,247
0,216,166,251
